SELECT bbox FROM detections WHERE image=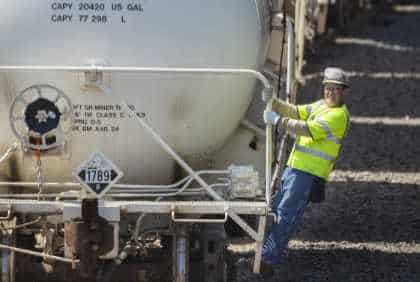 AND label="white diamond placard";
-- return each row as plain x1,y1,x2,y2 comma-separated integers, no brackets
73,151,123,198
